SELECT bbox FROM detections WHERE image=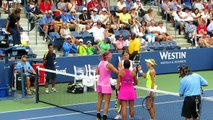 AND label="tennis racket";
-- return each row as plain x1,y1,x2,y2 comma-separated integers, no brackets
115,89,121,113
142,96,153,110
